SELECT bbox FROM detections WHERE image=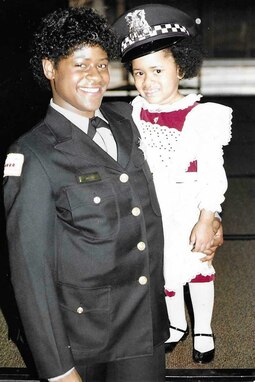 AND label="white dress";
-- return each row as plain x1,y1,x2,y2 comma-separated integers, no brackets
132,94,232,292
